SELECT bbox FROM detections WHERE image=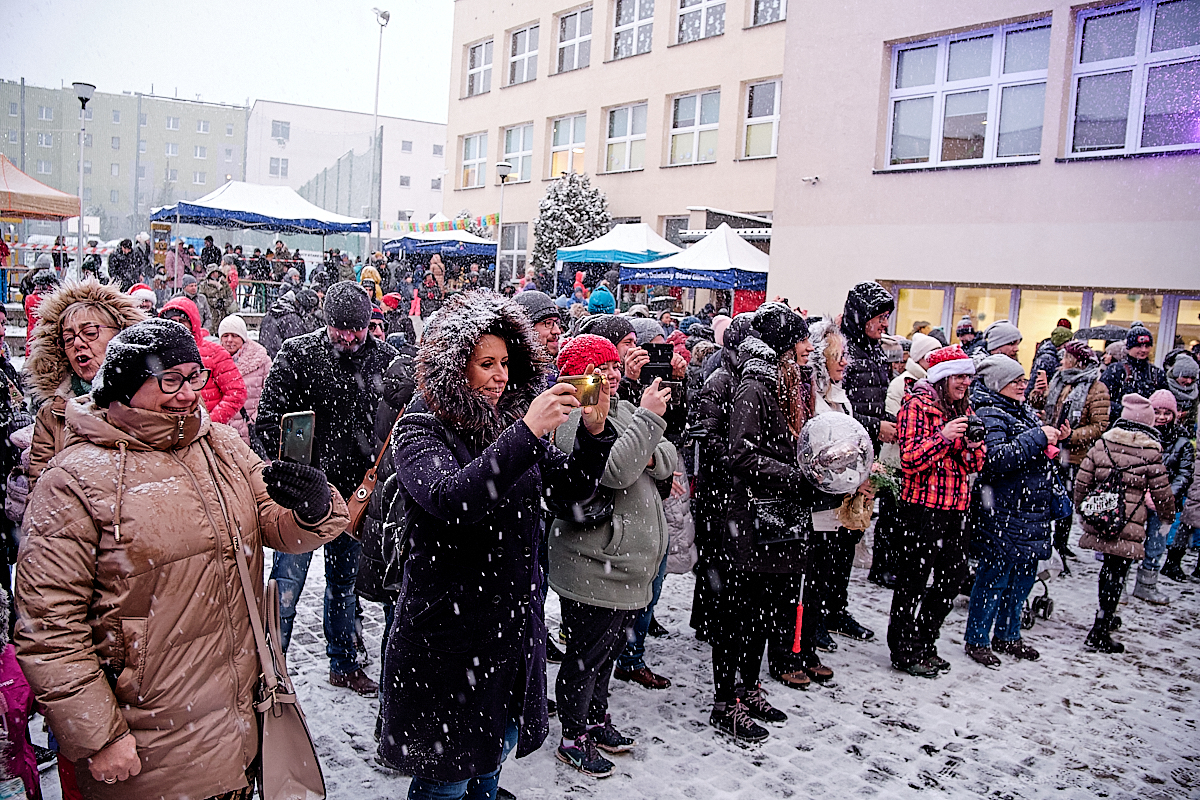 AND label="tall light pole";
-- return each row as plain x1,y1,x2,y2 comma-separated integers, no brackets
72,82,95,280
371,8,390,254
494,162,513,291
